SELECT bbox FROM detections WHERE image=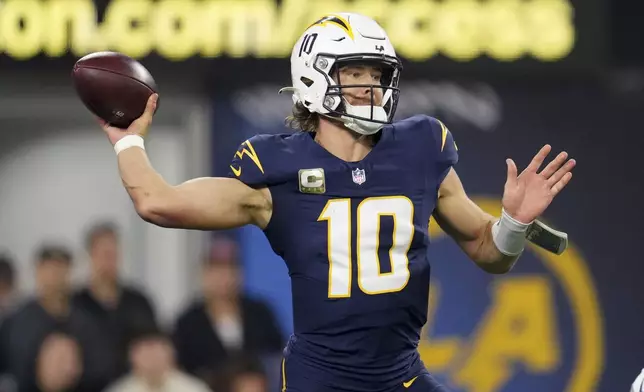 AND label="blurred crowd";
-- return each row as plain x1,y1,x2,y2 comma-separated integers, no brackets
0,224,285,392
